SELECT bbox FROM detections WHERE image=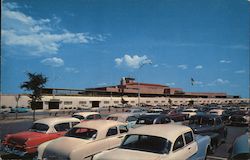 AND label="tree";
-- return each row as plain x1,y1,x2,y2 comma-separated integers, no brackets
15,94,21,119
20,72,48,121
168,98,172,107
